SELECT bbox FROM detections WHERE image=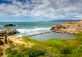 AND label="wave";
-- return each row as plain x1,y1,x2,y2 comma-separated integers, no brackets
16,27,51,37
